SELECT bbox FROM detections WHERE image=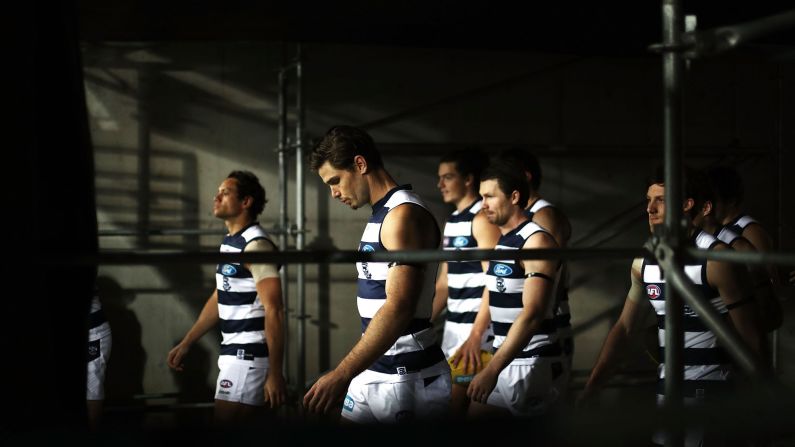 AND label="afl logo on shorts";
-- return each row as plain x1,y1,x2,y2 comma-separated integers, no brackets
361,244,375,252
453,236,469,248
221,264,237,276
646,284,662,299
220,380,233,389
493,264,513,277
